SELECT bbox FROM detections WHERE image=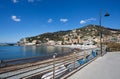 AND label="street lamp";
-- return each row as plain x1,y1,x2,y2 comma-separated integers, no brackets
99,11,110,56
104,12,110,17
